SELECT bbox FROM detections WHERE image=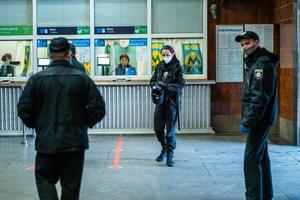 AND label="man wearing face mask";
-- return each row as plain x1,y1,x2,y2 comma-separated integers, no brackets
235,31,280,200
150,45,185,167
